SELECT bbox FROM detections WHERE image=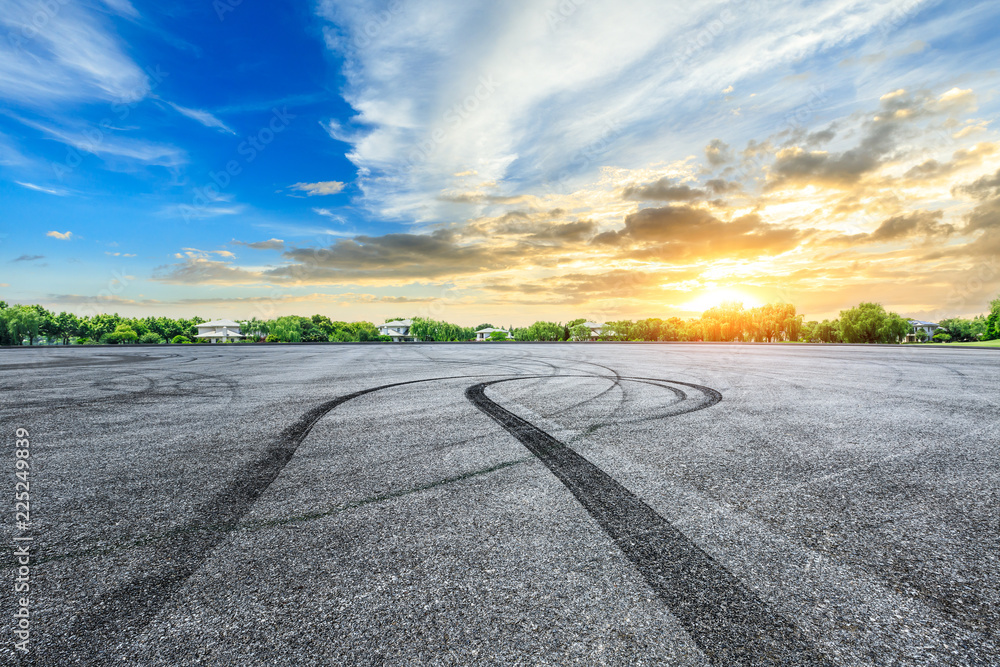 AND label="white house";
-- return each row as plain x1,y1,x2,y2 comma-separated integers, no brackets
194,319,243,343
378,319,417,342
906,319,941,342
573,321,604,341
475,327,512,341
